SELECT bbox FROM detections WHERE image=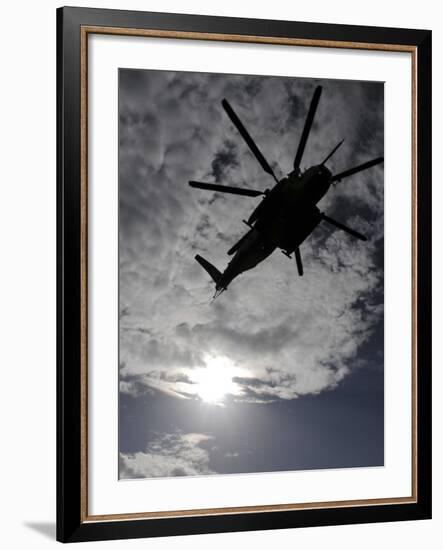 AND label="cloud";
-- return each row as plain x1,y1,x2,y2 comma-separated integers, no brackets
119,432,216,479
118,69,384,403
